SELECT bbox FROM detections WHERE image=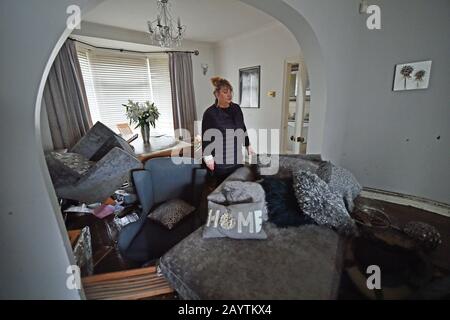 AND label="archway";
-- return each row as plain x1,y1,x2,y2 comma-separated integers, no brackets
6,0,326,299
